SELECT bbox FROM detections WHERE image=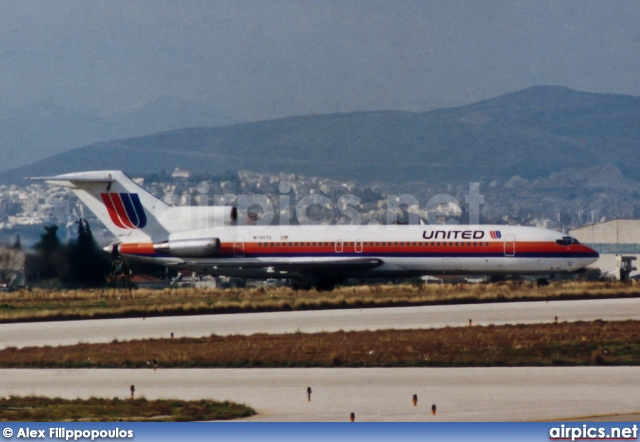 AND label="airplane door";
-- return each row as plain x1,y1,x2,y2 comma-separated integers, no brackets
335,240,343,253
234,235,245,257
355,240,363,253
504,234,515,257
